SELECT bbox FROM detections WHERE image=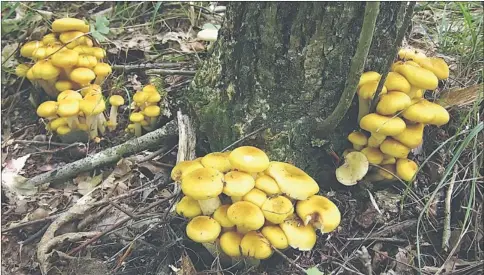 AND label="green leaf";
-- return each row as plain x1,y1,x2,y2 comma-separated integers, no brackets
305,267,325,275
95,16,110,34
